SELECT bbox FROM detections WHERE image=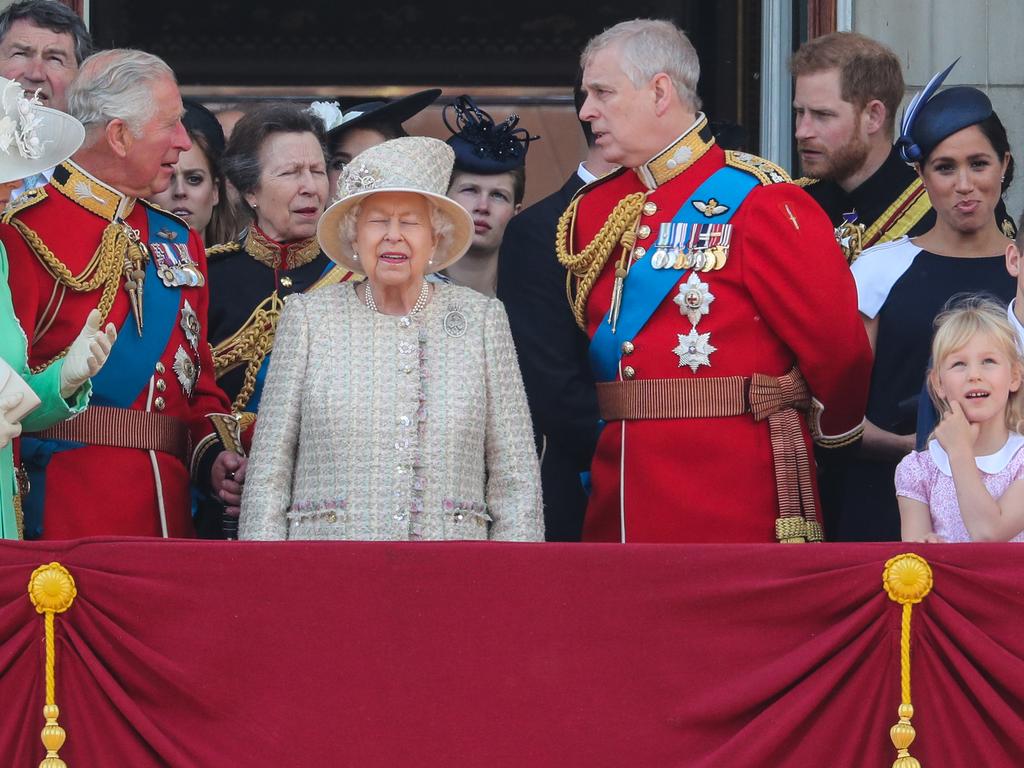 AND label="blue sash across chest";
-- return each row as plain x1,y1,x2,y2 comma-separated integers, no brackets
589,166,758,382
89,209,189,407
